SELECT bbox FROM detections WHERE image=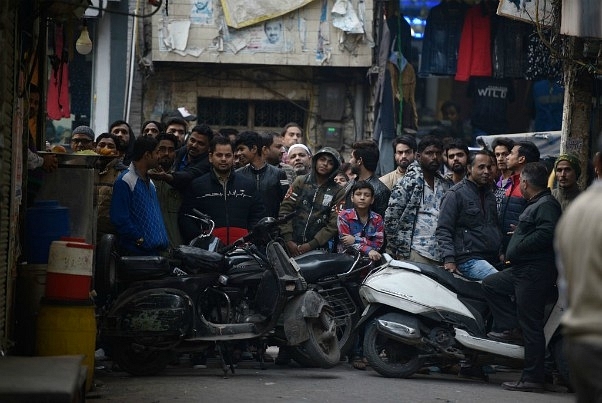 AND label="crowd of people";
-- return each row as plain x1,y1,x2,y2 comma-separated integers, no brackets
33,114,602,394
